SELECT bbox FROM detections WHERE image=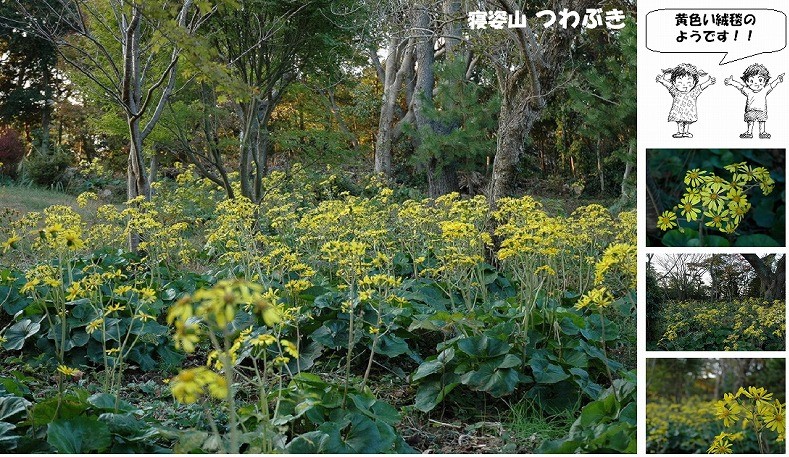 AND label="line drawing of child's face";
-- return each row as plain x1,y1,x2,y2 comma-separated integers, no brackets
746,75,766,91
672,74,695,92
